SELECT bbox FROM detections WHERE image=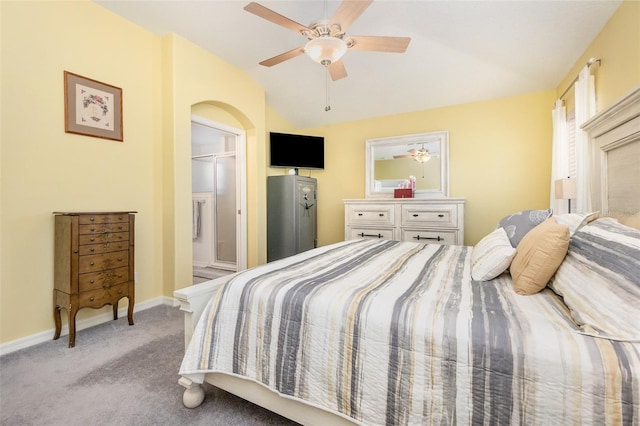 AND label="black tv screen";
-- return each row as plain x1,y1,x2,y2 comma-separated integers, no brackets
269,132,324,170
